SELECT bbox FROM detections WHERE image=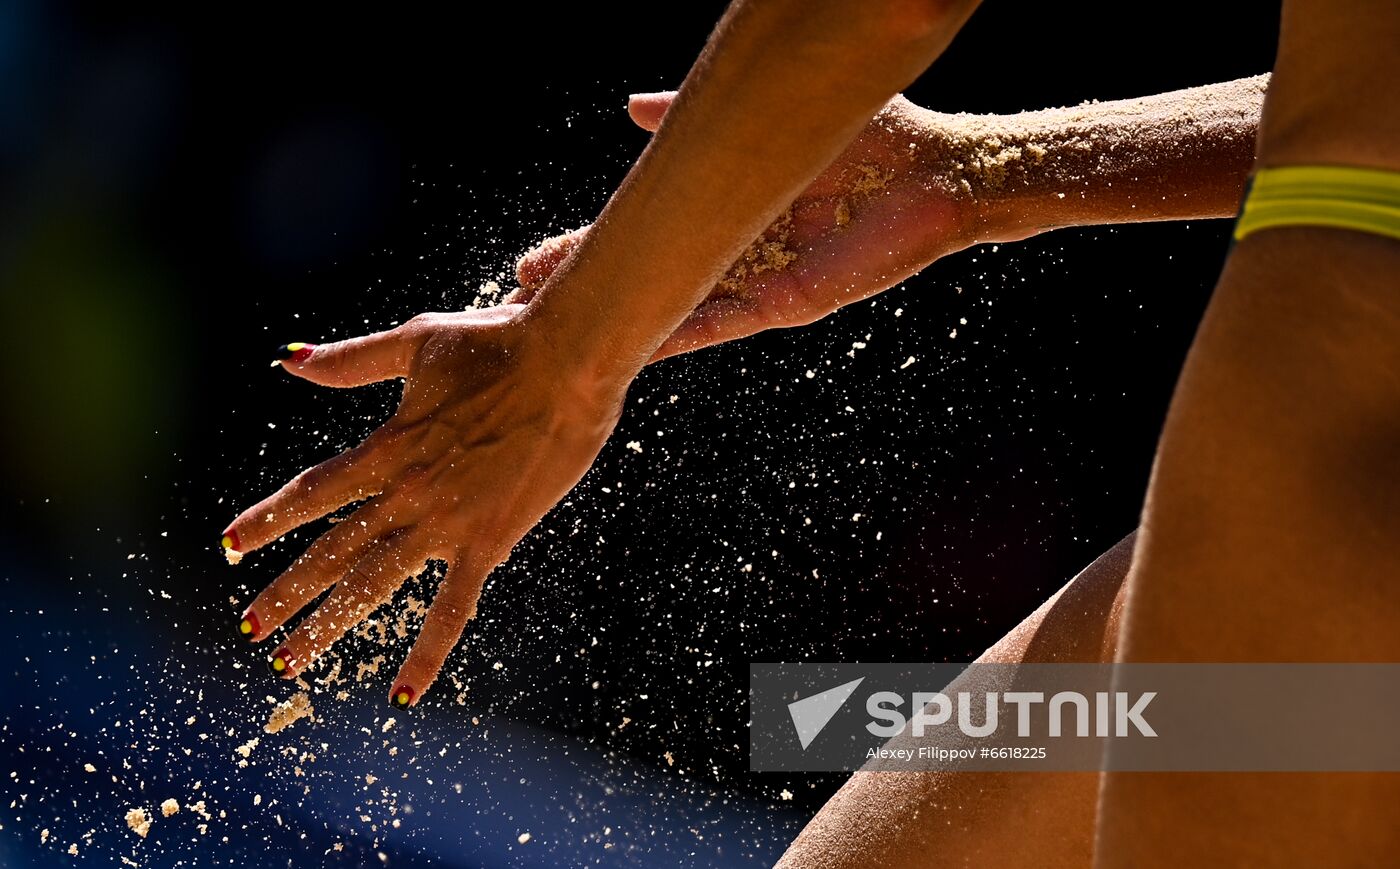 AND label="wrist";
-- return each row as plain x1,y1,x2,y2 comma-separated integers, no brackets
516,288,648,399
